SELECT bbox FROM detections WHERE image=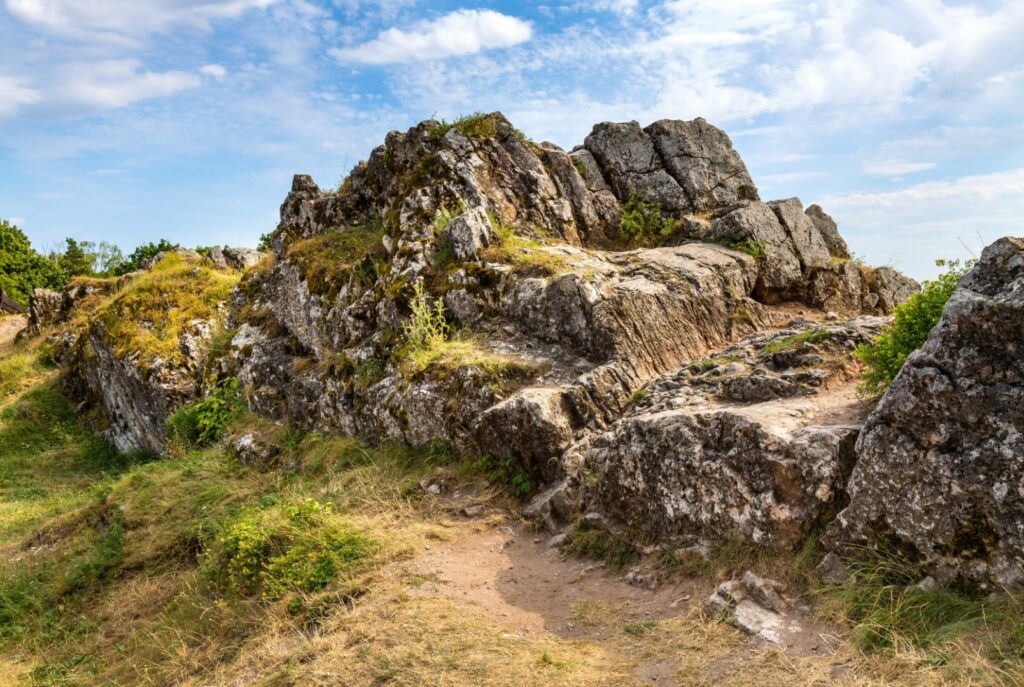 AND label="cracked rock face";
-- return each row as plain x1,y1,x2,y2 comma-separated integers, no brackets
827,238,1024,589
